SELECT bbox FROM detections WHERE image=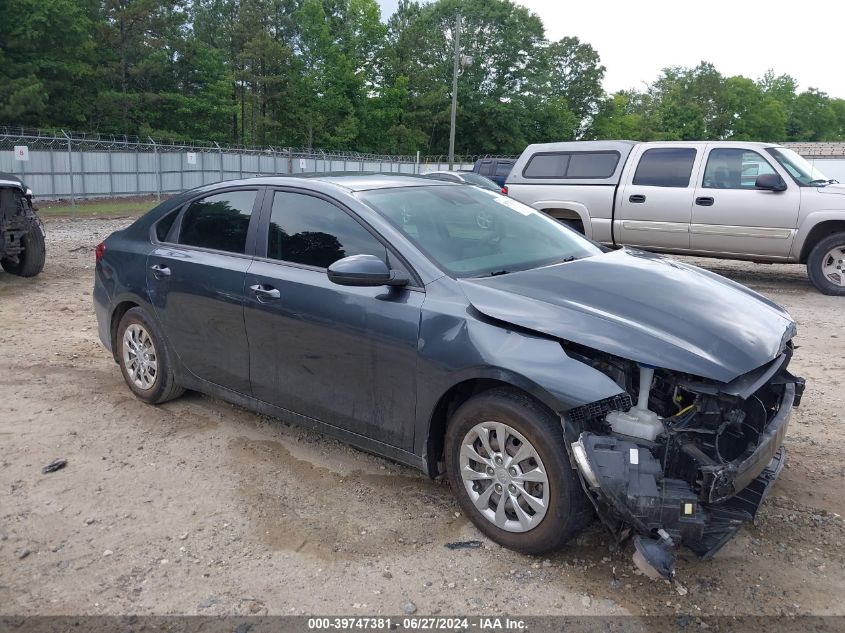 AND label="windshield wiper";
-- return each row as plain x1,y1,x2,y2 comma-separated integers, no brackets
487,269,510,276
